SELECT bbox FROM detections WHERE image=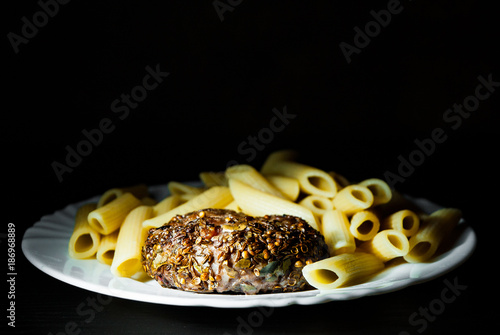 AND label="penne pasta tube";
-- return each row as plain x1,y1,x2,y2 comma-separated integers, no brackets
223,200,242,211
68,203,101,259
167,181,204,197
404,208,462,263
359,229,409,262
381,209,420,237
261,160,337,198
228,178,319,230
96,230,119,265
111,206,154,277
299,195,334,220
332,185,374,216
225,164,285,198
88,193,142,235
153,194,183,216
373,190,425,219
302,252,384,290
140,196,157,206
199,171,228,187
260,149,299,174
328,171,350,190
349,210,380,241
358,178,392,206
142,186,233,230
97,184,149,208
321,209,356,256
264,174,300,201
